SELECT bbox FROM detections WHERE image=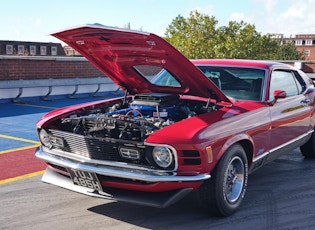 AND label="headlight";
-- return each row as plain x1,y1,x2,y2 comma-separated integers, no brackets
39,129,52,148
152,146,173,168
